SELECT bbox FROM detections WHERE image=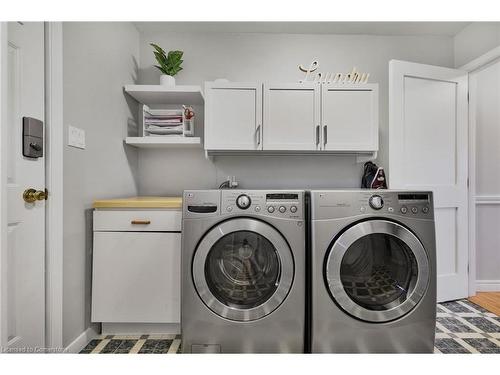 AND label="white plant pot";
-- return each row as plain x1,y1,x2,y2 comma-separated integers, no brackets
160,75,175,86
